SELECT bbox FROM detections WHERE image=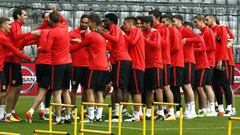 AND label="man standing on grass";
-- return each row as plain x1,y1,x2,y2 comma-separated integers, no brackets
0,17,32,122
205,14,232,116
71,12,109,122
123,17,145,121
